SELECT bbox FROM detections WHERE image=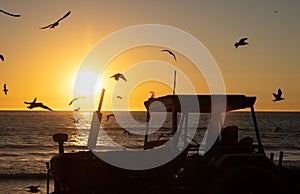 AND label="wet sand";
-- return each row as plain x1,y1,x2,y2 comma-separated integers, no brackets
0,178,54,194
